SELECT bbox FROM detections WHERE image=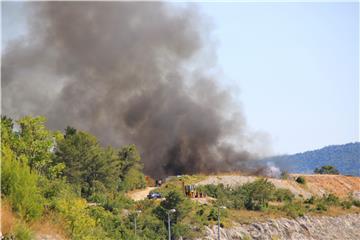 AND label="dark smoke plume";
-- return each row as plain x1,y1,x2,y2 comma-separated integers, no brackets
2,2,269,177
